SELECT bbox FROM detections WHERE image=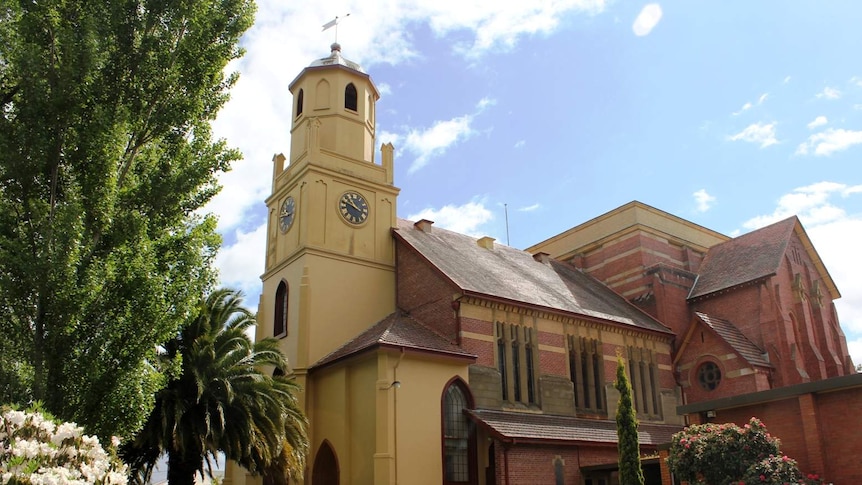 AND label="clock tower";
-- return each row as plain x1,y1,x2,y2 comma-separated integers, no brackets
259,42,399,381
